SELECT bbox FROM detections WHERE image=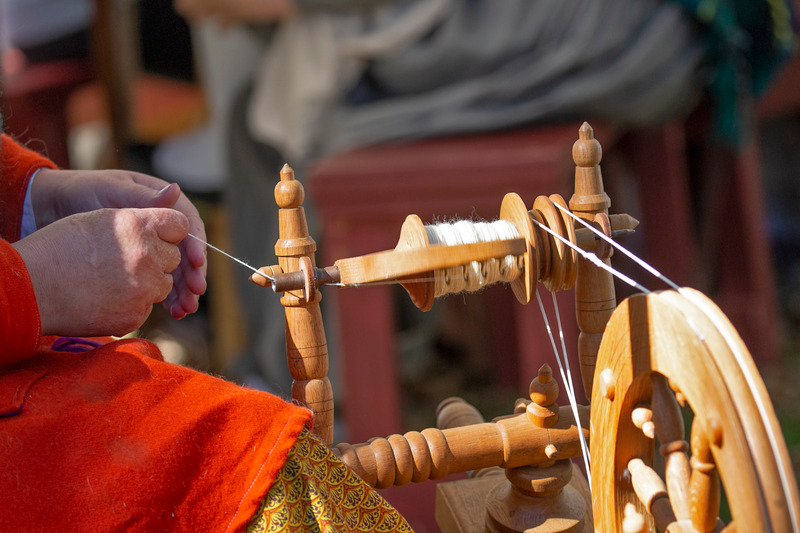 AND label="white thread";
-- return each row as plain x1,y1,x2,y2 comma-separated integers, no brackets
550,291,591,486
186,233,273,281
531,218,650,294
553,203,680,291
535,288,591,487
424,219,521,296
